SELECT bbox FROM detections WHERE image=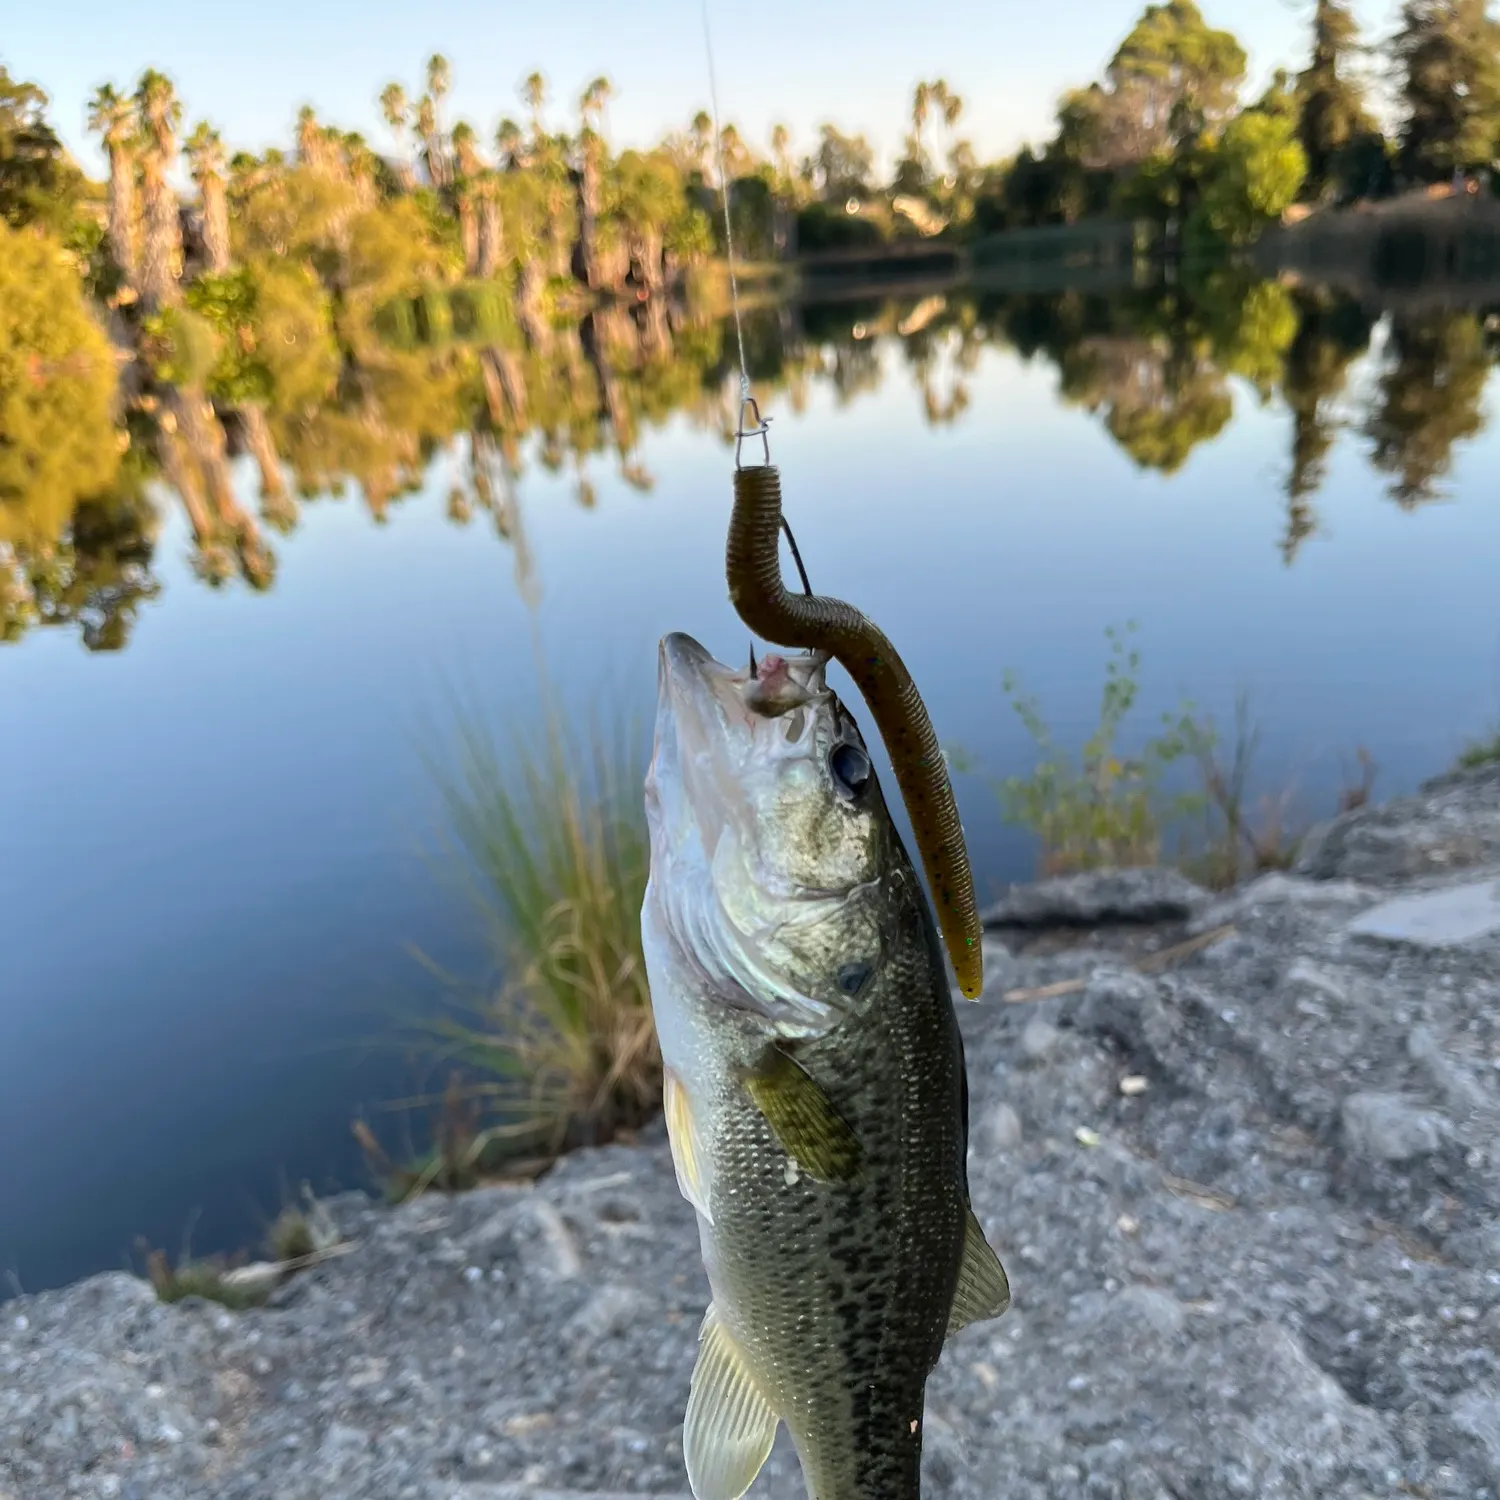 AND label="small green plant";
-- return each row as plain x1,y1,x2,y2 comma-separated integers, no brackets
266,1184,341,1263
1455,730,1500,770
996,623,1203,876
140,1244,271,1311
